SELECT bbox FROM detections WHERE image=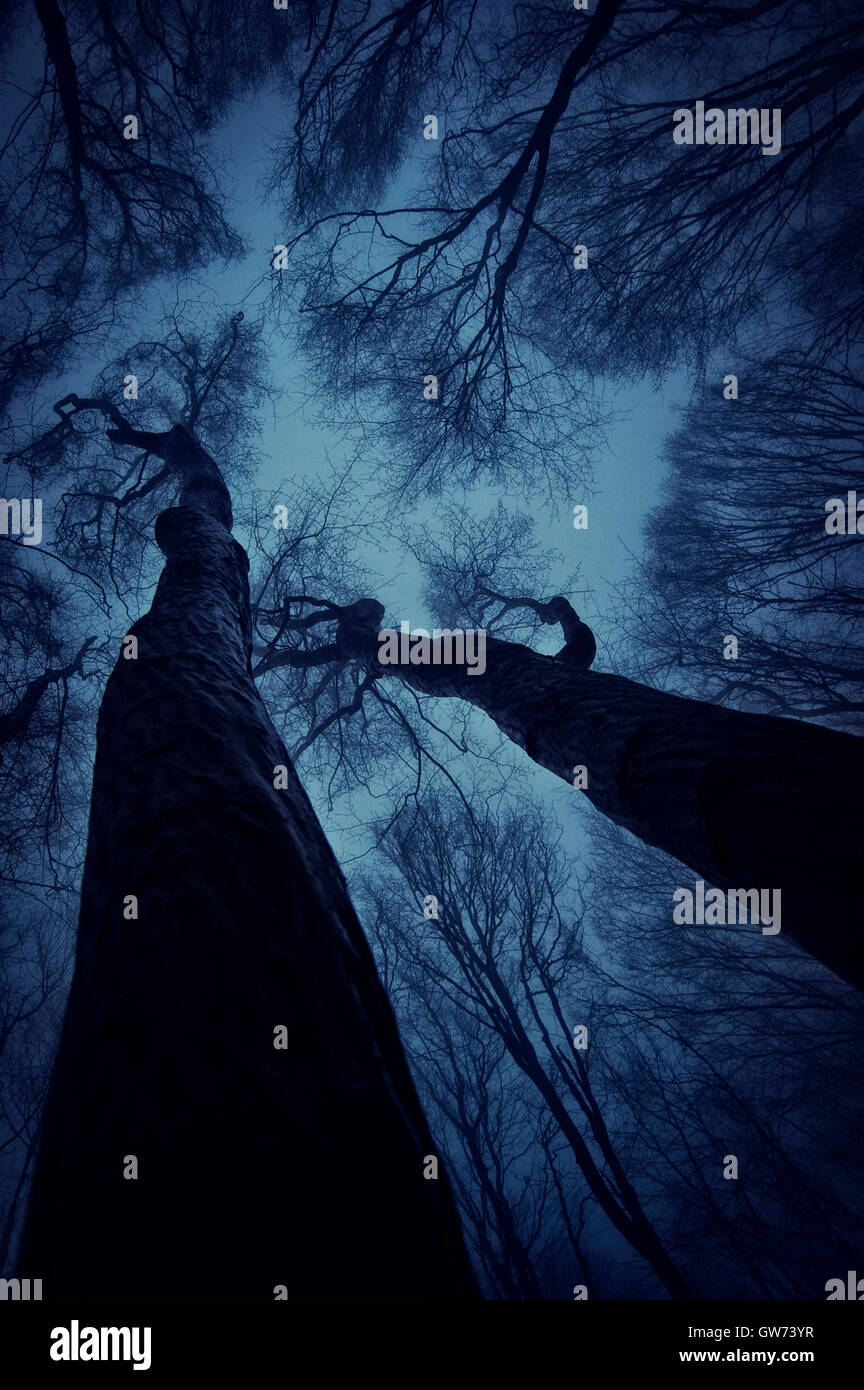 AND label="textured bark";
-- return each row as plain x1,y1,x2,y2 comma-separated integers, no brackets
18,428,477,1300
374,638,864,992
